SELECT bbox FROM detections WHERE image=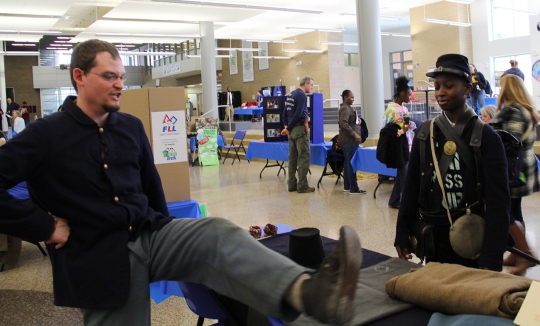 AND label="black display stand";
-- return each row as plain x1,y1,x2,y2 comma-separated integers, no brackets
262,96,287,142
